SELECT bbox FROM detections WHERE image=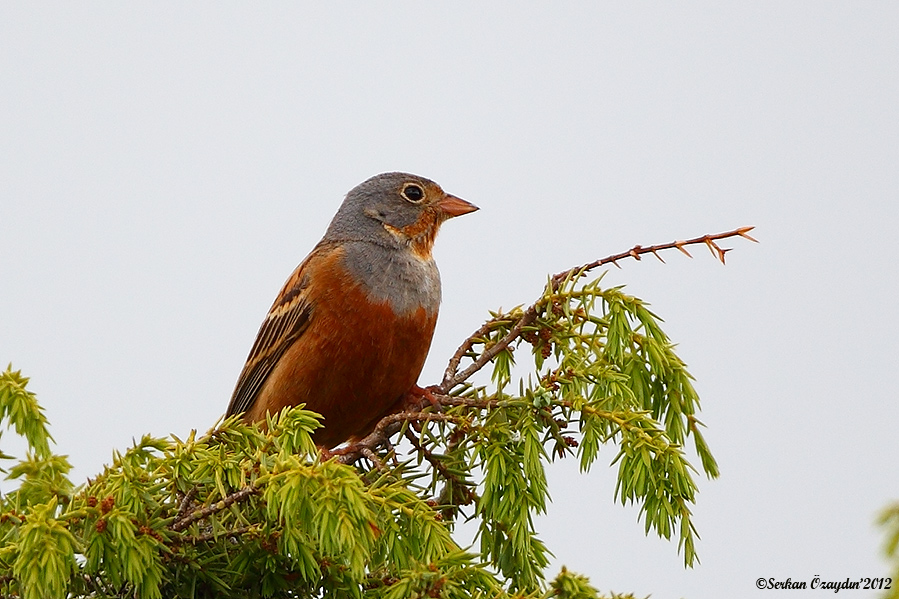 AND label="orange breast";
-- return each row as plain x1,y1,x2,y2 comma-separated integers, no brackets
245,249,438,448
